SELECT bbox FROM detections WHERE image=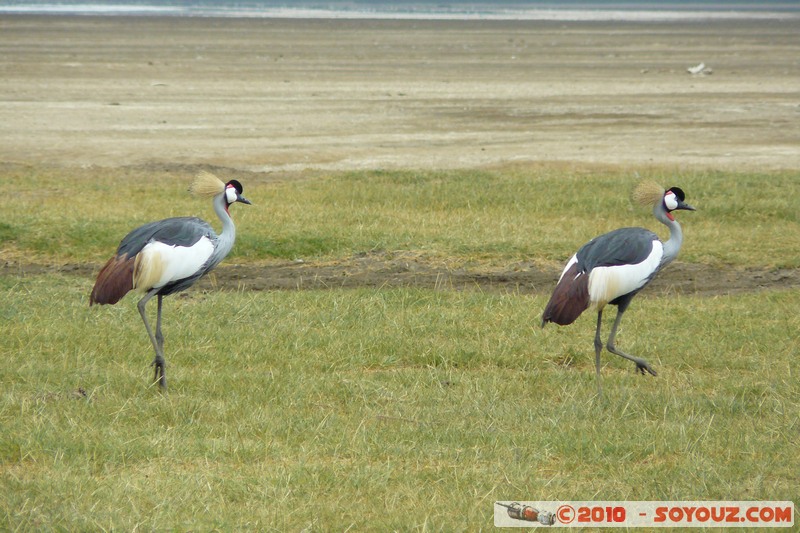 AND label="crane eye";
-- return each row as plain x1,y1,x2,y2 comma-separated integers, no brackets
664,191,678,211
